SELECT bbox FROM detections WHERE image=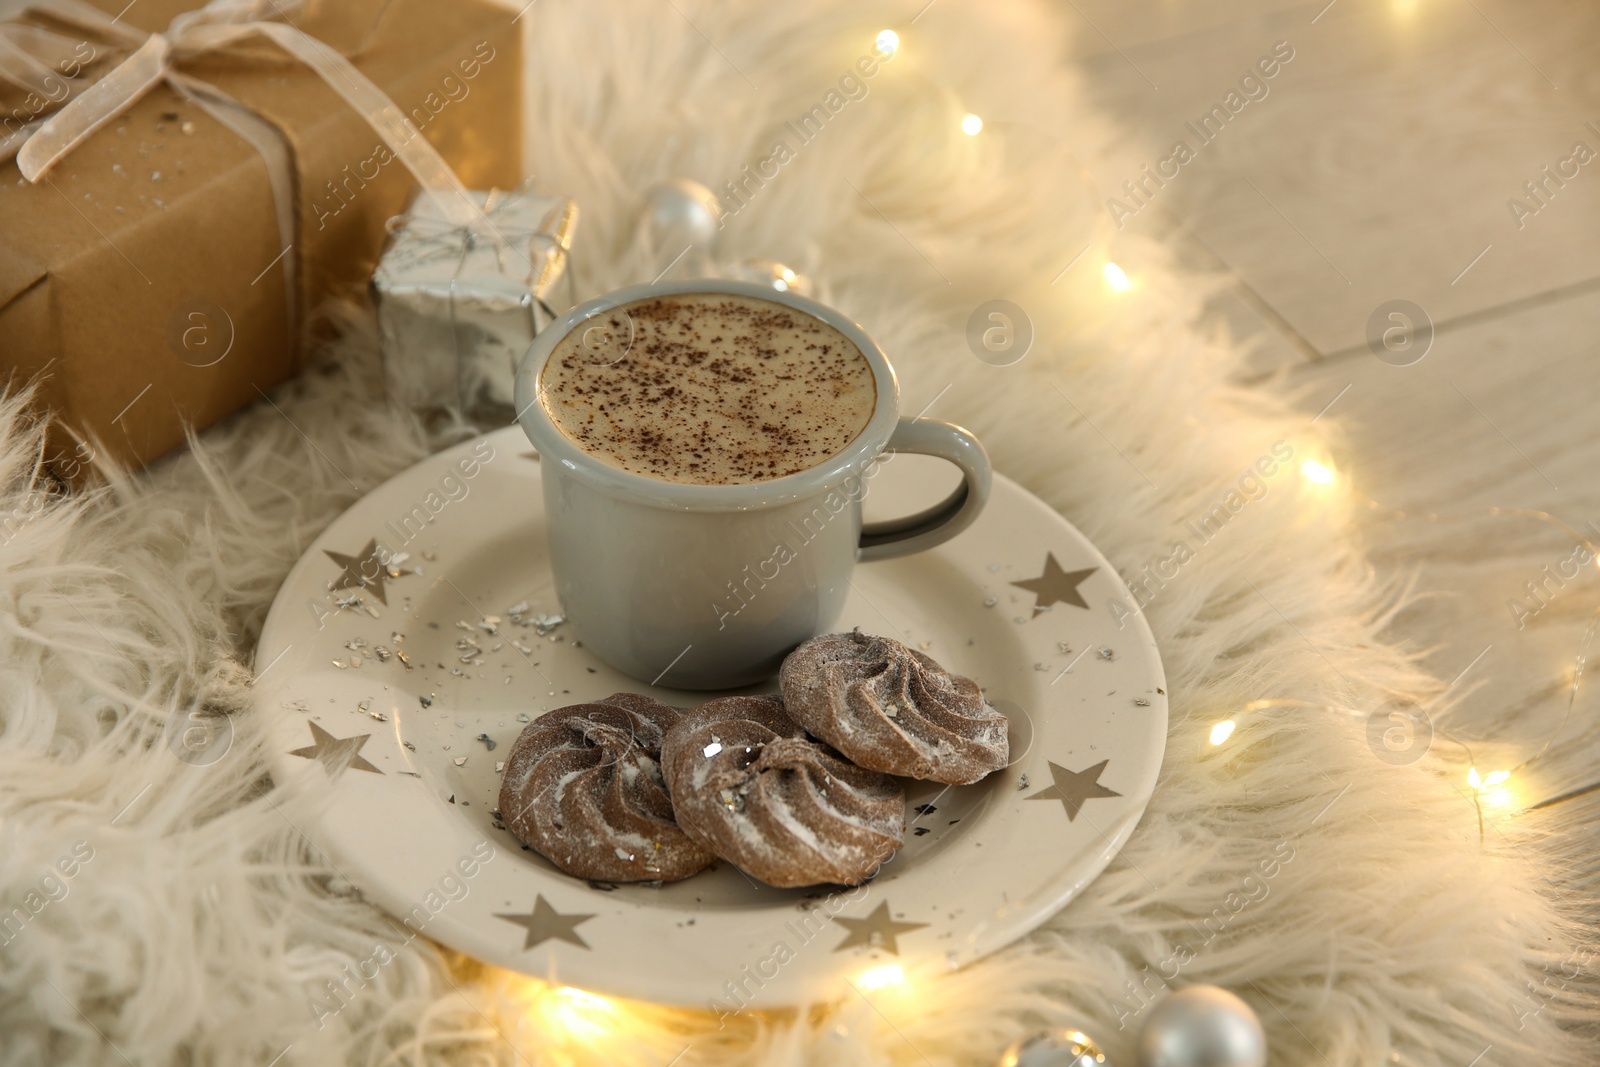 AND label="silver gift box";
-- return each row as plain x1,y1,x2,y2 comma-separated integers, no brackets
374,186,577,418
